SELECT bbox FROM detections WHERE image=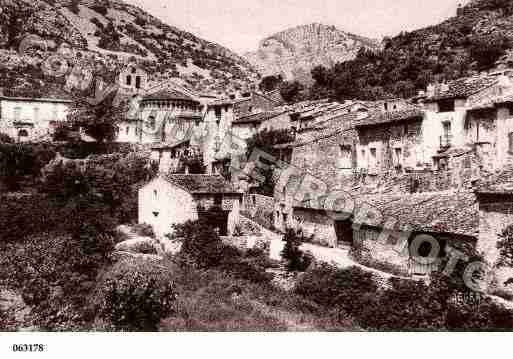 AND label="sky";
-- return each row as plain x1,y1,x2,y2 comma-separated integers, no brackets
125,0,464,54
